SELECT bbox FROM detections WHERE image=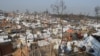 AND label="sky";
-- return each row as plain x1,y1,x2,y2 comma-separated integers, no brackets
0,0,100,16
